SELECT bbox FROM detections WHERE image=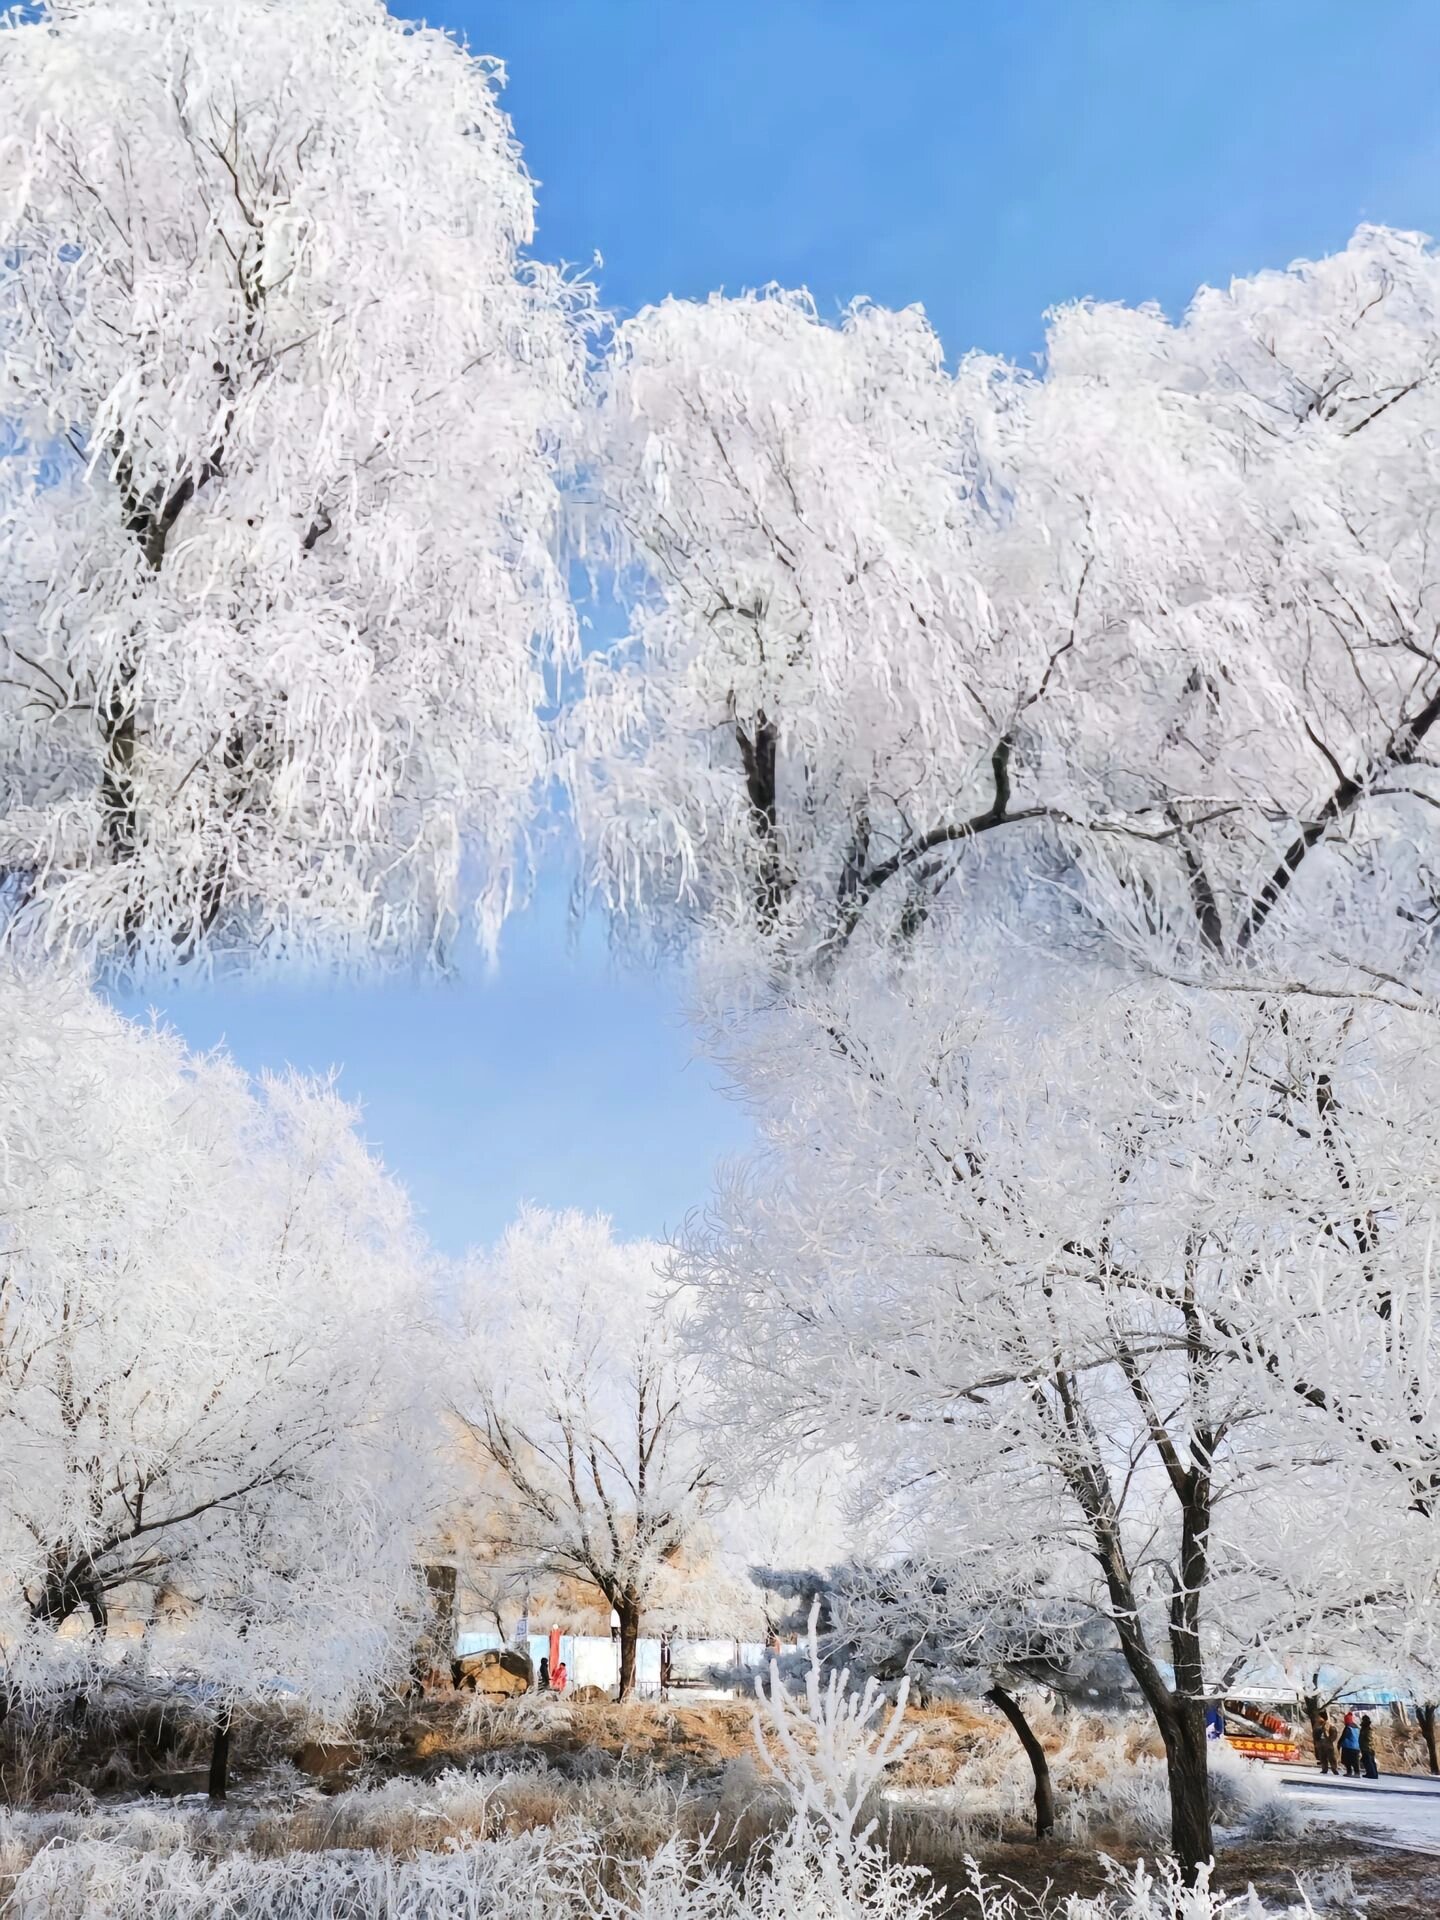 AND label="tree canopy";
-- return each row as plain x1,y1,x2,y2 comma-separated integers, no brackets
0,0,590,972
